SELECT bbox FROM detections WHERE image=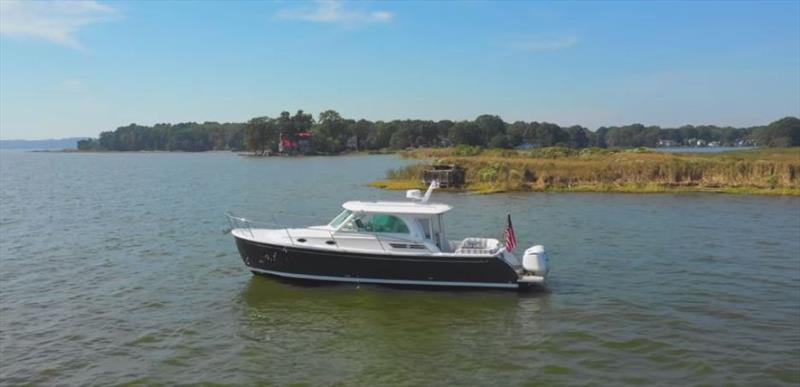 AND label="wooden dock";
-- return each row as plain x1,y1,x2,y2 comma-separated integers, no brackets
423,165,465,188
